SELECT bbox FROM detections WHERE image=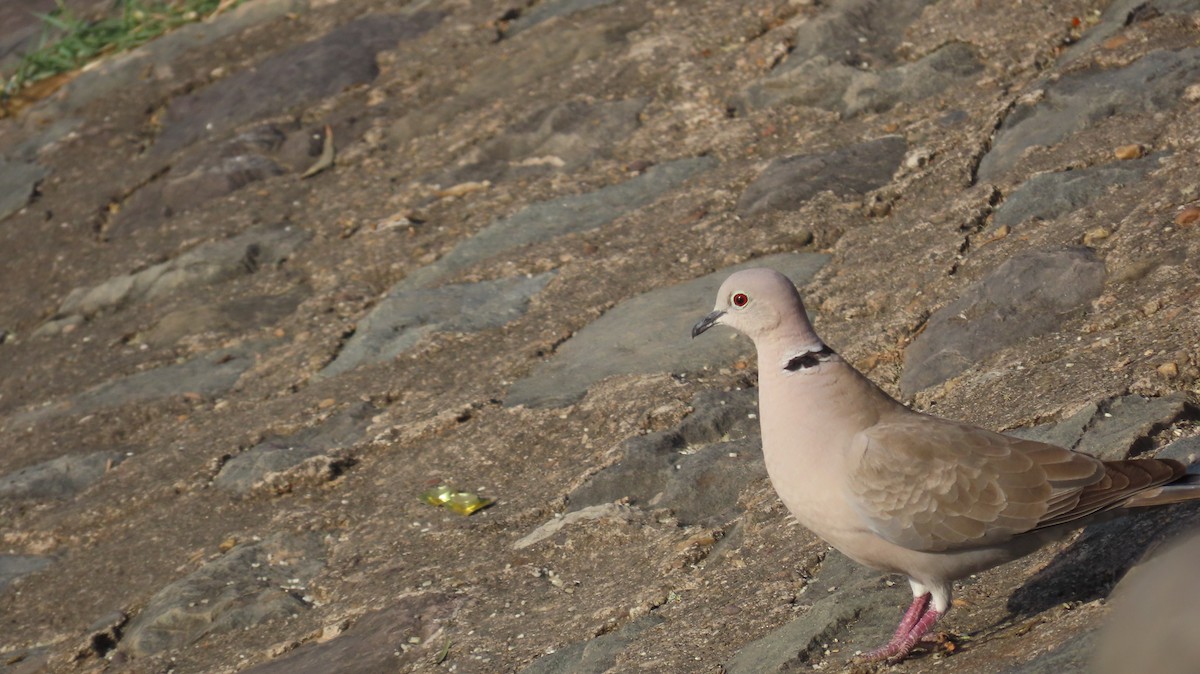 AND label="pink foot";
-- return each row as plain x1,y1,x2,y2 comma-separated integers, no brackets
859,594,943,663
